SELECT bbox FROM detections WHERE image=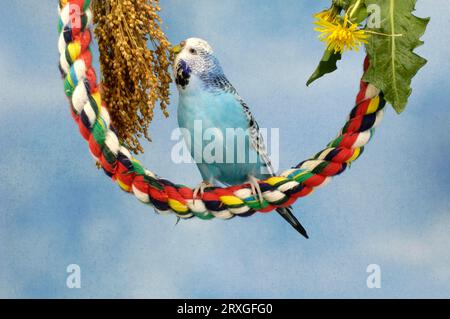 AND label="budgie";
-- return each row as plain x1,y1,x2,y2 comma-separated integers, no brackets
172,38,308,238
